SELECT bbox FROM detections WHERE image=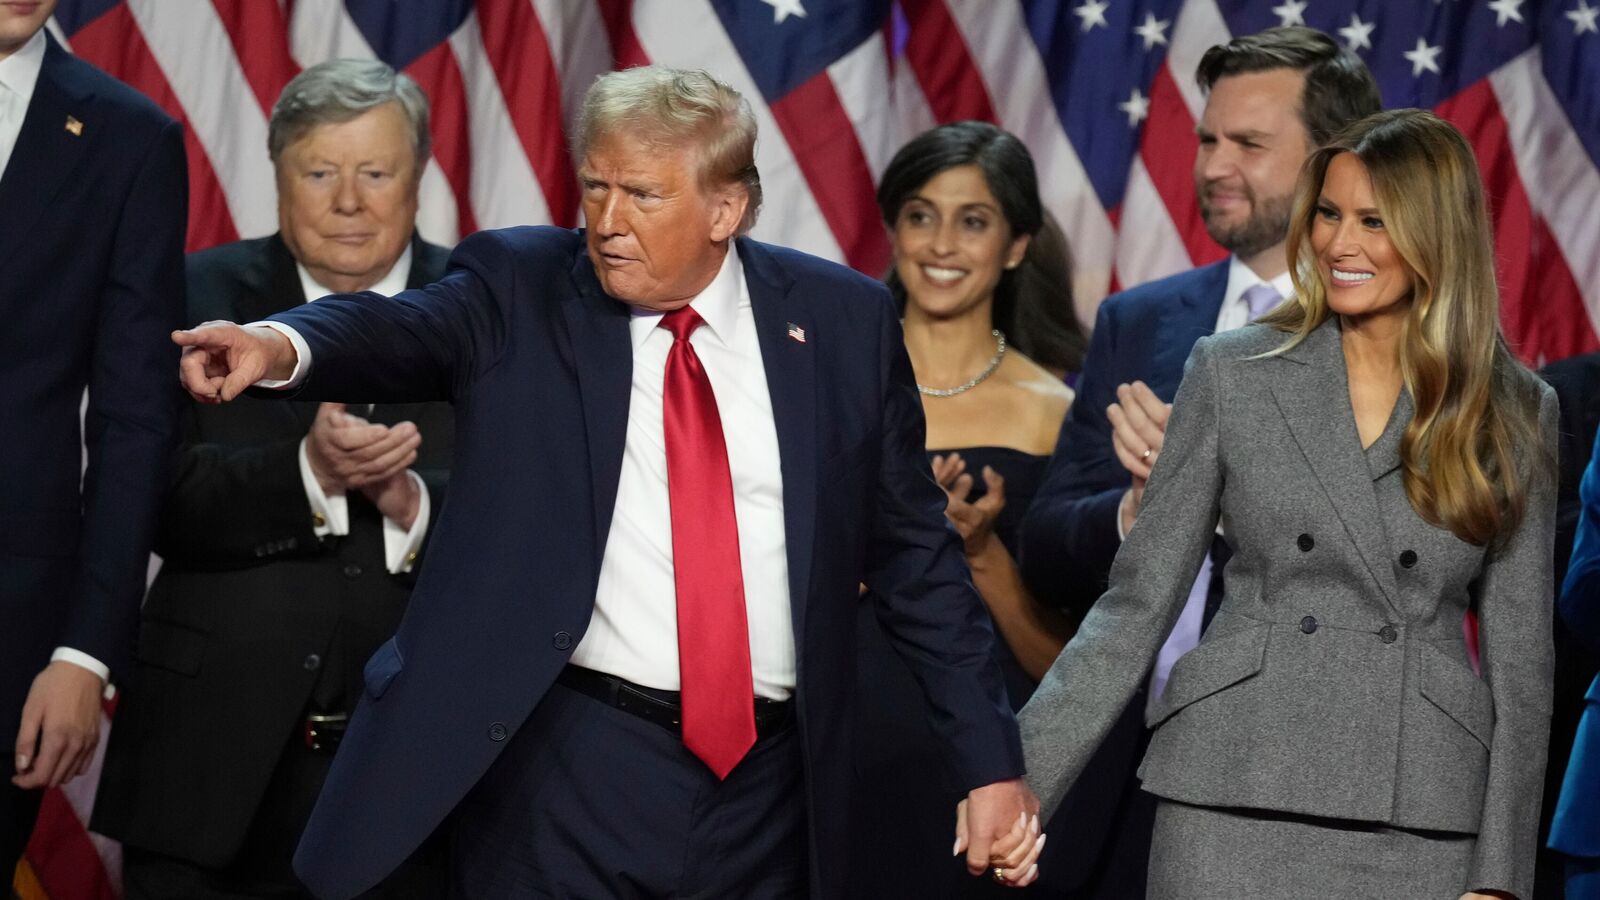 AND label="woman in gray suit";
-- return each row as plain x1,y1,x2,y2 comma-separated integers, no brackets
1018,108,1556,899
